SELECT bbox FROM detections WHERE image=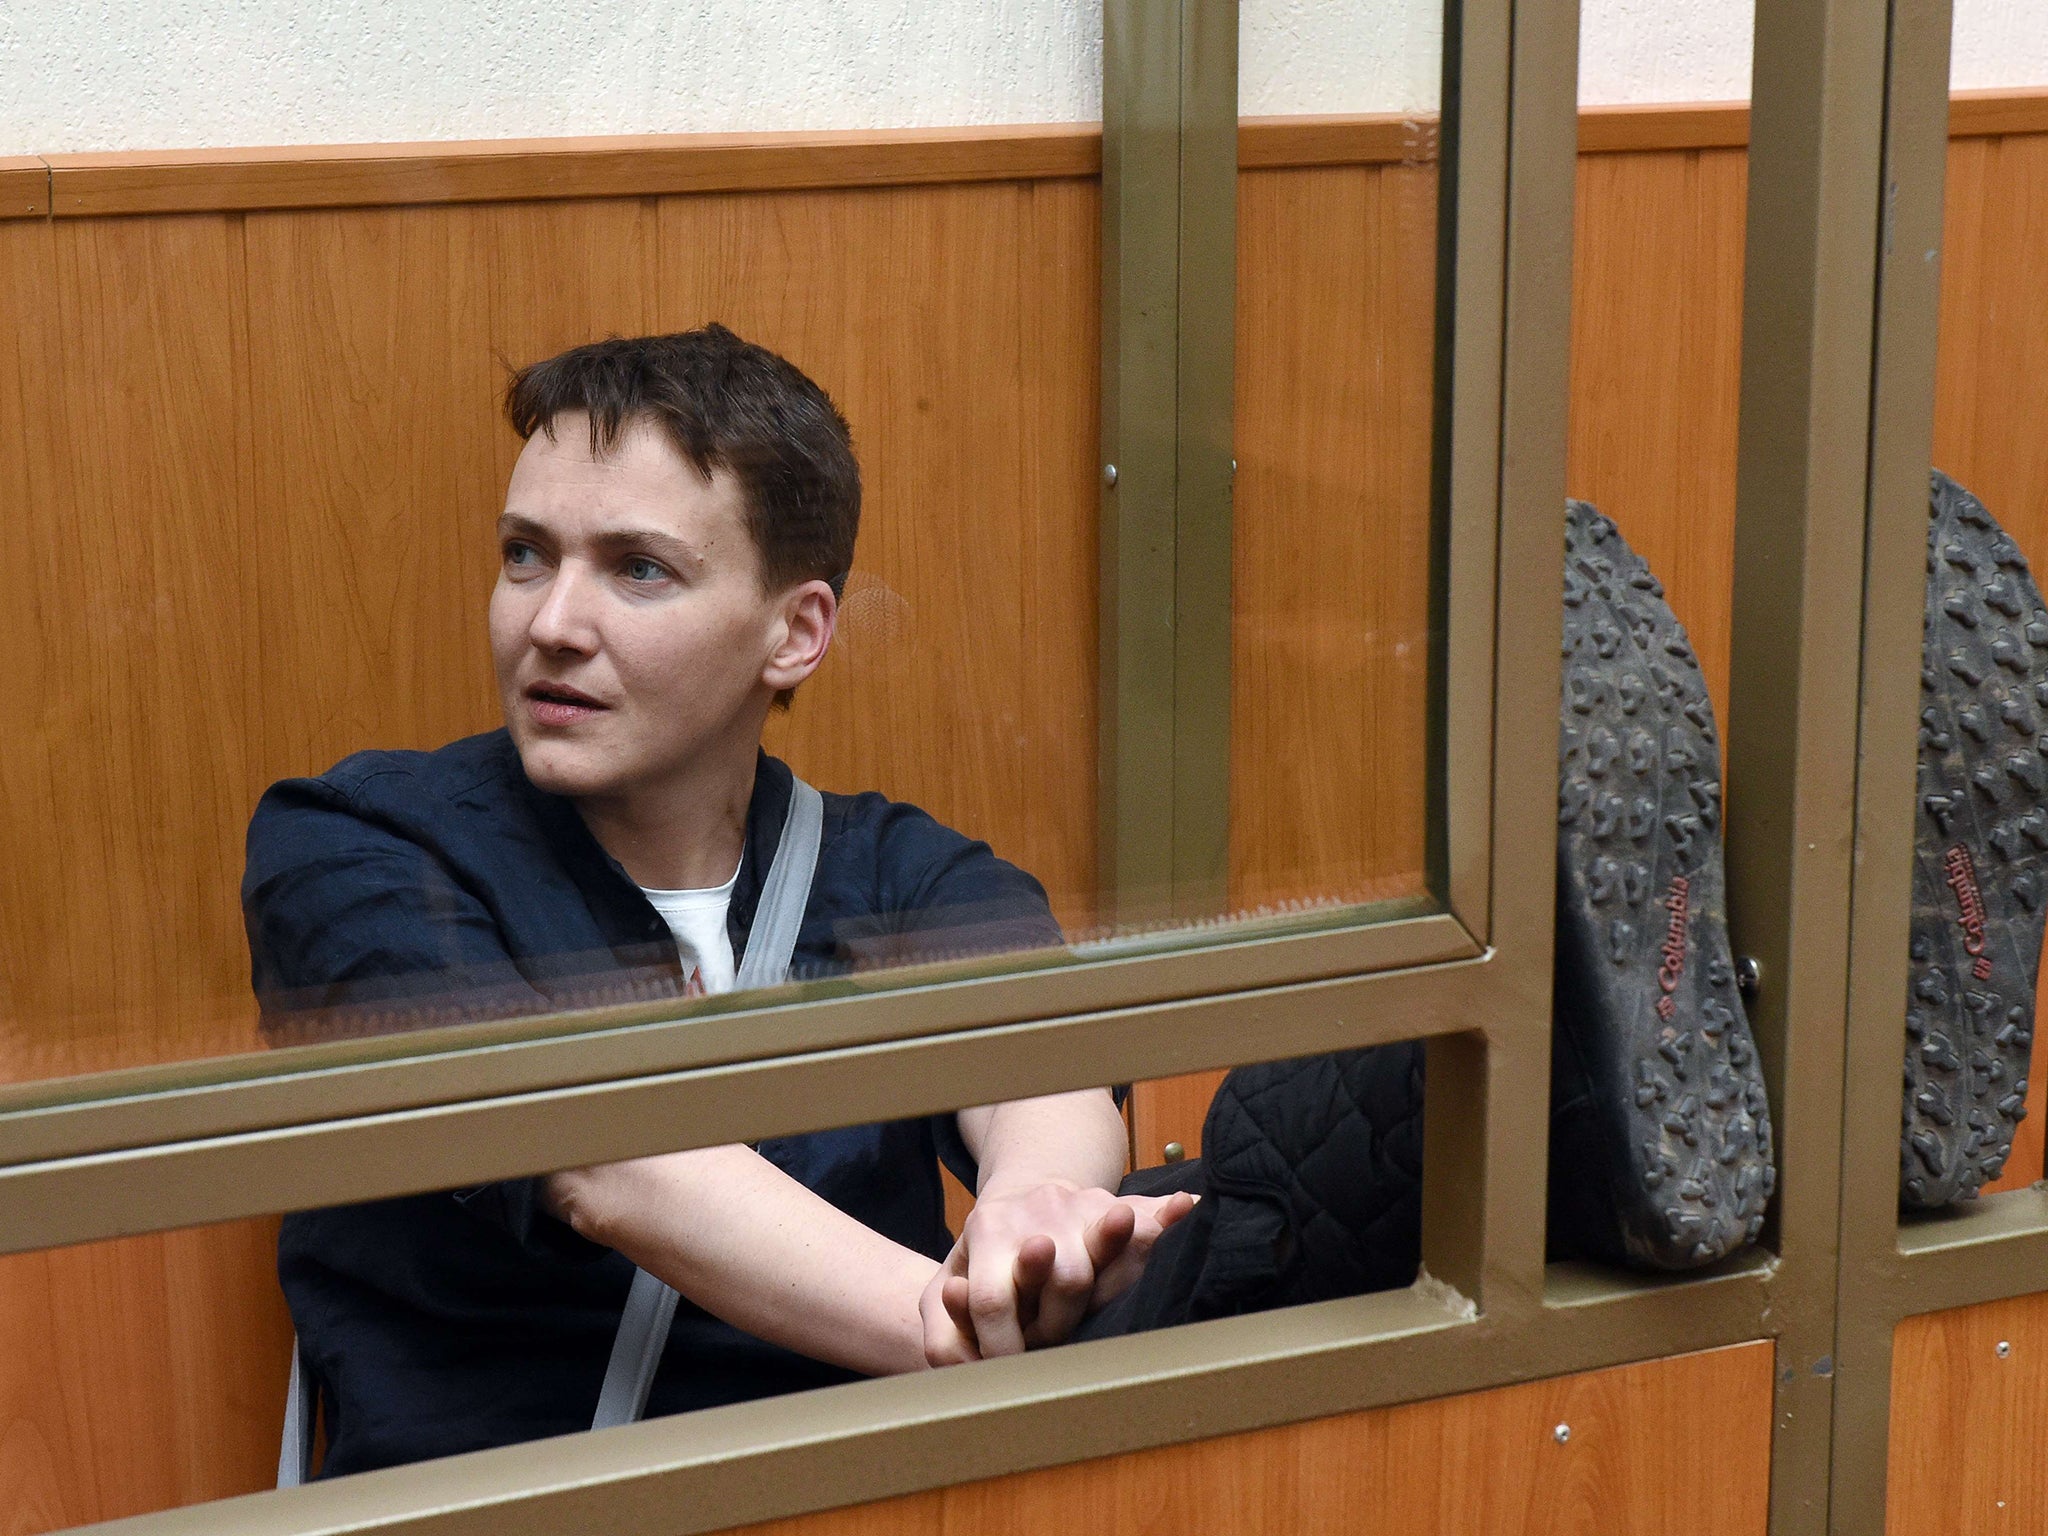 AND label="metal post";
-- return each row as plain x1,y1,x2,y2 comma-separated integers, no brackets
1724,0,1893,1528
1099,0,1236,929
